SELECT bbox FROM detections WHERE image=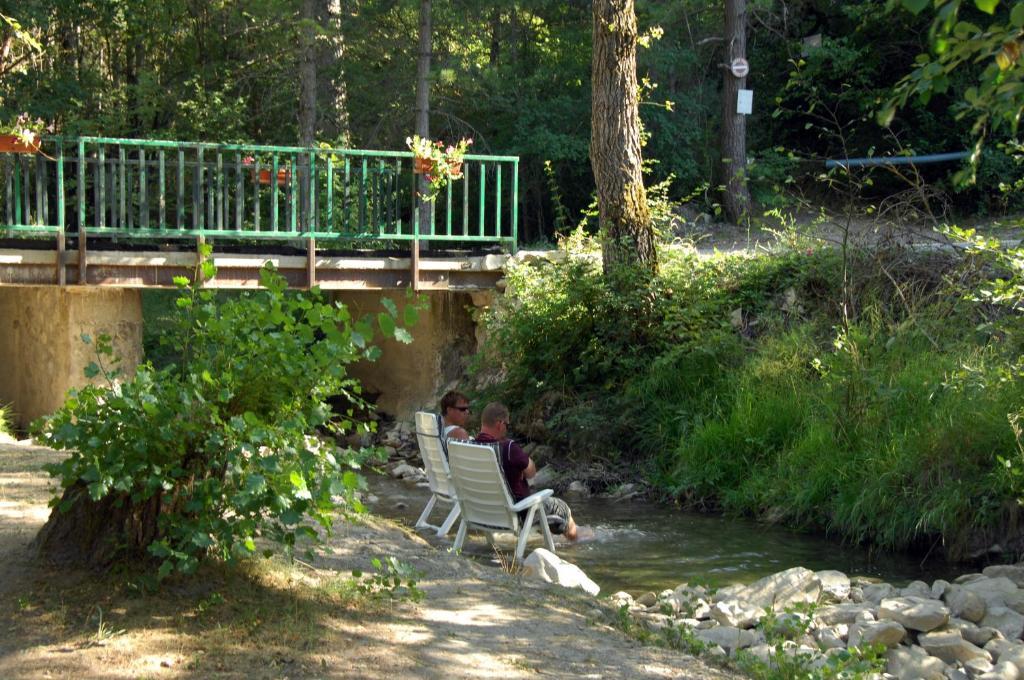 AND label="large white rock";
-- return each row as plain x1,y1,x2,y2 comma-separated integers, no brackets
964,578,1020,609
817,570,852,602
946,585,989,623
981,606,1024,640
694,625,758,653
709,599,764,629
848,620,907,648
984,567,1024,589
522,549,600,596
917,630,991,665
725,567,821,612
390,462,420,479
879,596,950,632
886,644,949,680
